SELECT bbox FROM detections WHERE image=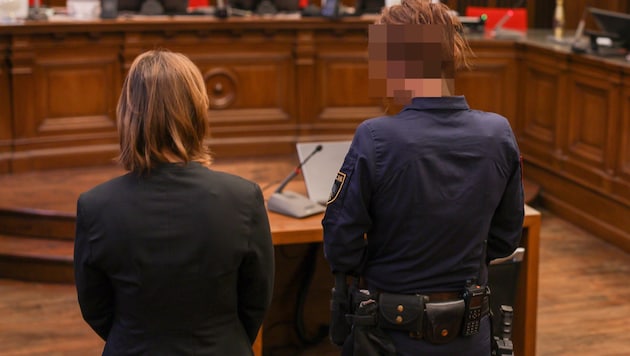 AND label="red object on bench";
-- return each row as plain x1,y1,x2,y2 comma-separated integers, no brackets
466,6,528,32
